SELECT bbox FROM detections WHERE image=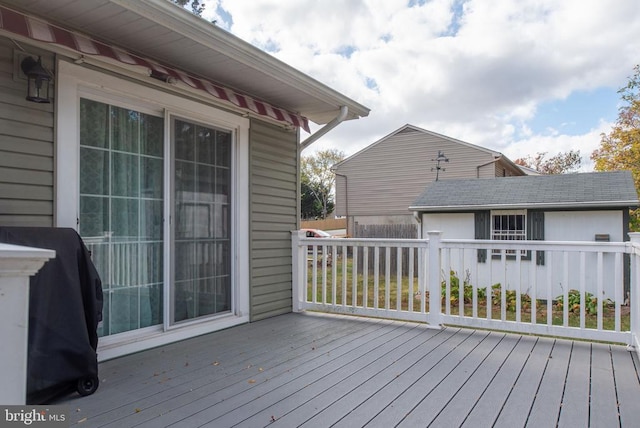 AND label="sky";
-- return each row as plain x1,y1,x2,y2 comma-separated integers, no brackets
202,0,640,170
